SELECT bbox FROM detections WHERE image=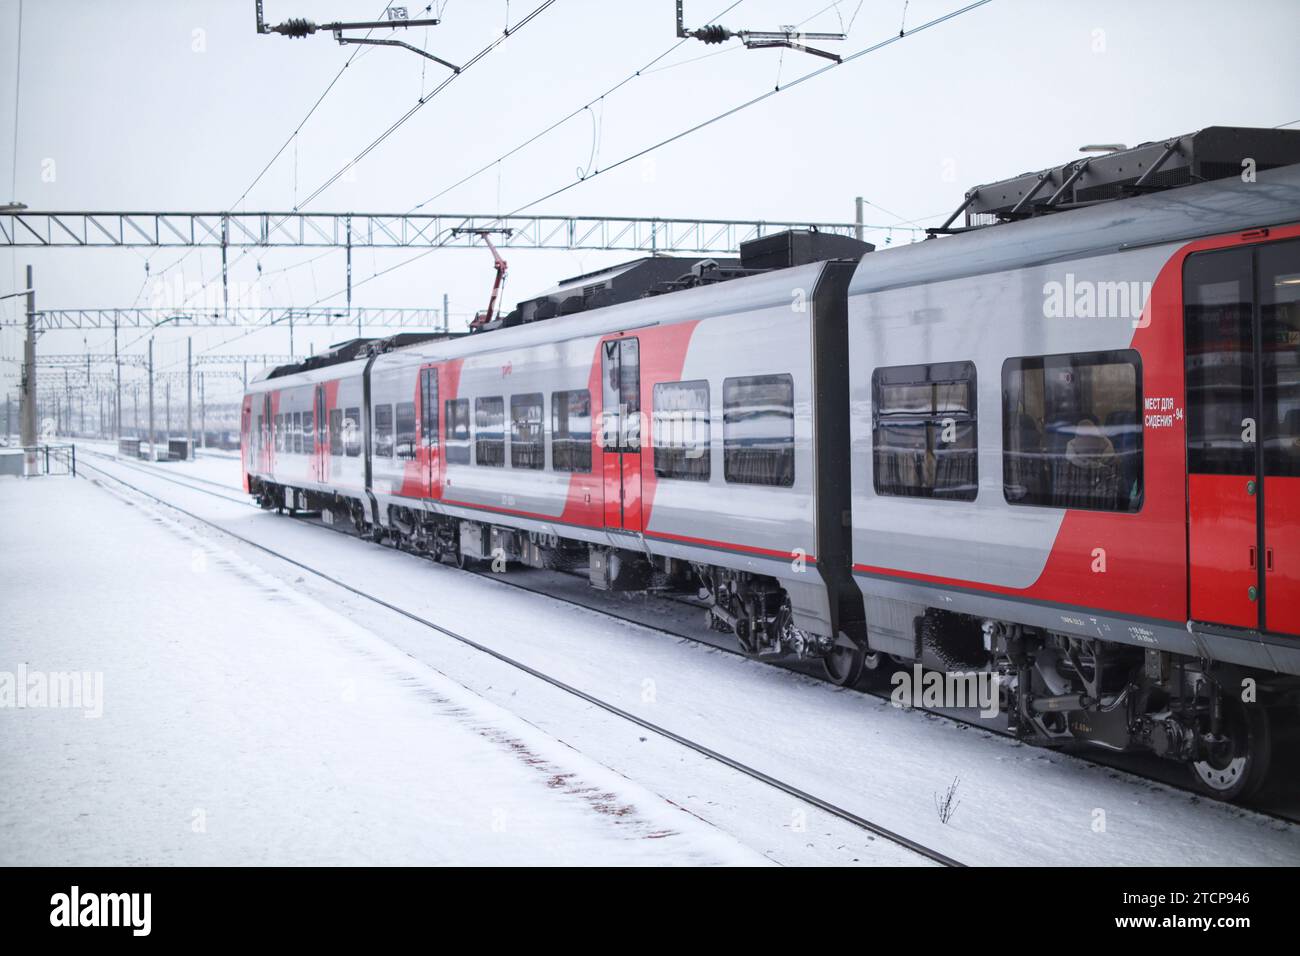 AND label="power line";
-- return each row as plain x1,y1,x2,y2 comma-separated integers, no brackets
231,5,390,212
249,1,748,308
168,1,746,300
142,4,393,319
81,1,989,364
501,0,995,218
405,0,747,215
290,0,990,313
177,0,560,322
296,0,561,210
